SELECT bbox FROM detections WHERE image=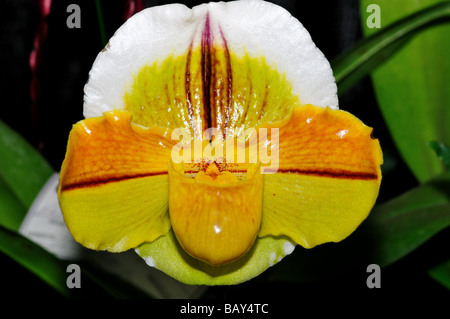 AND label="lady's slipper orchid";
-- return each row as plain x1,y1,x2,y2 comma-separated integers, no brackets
58,0,382,285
